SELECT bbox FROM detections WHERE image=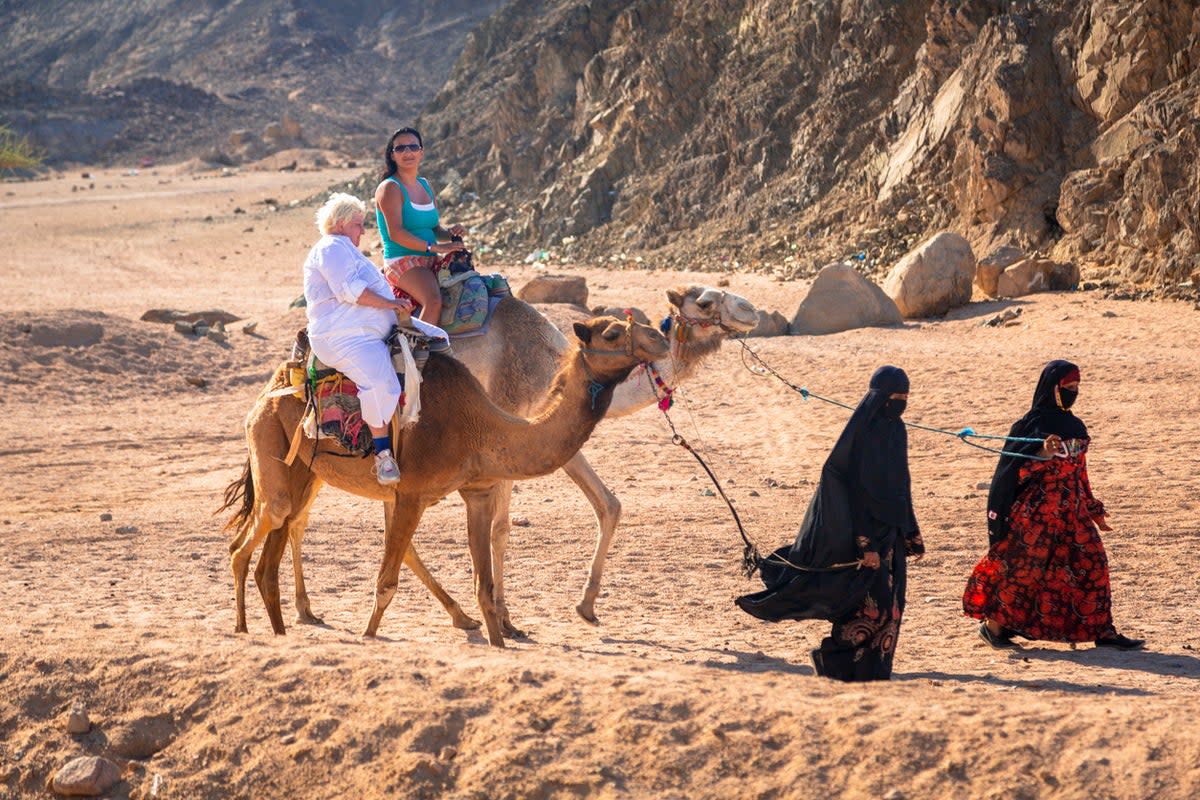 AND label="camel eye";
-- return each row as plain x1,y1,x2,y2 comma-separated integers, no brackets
601,325,622,341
